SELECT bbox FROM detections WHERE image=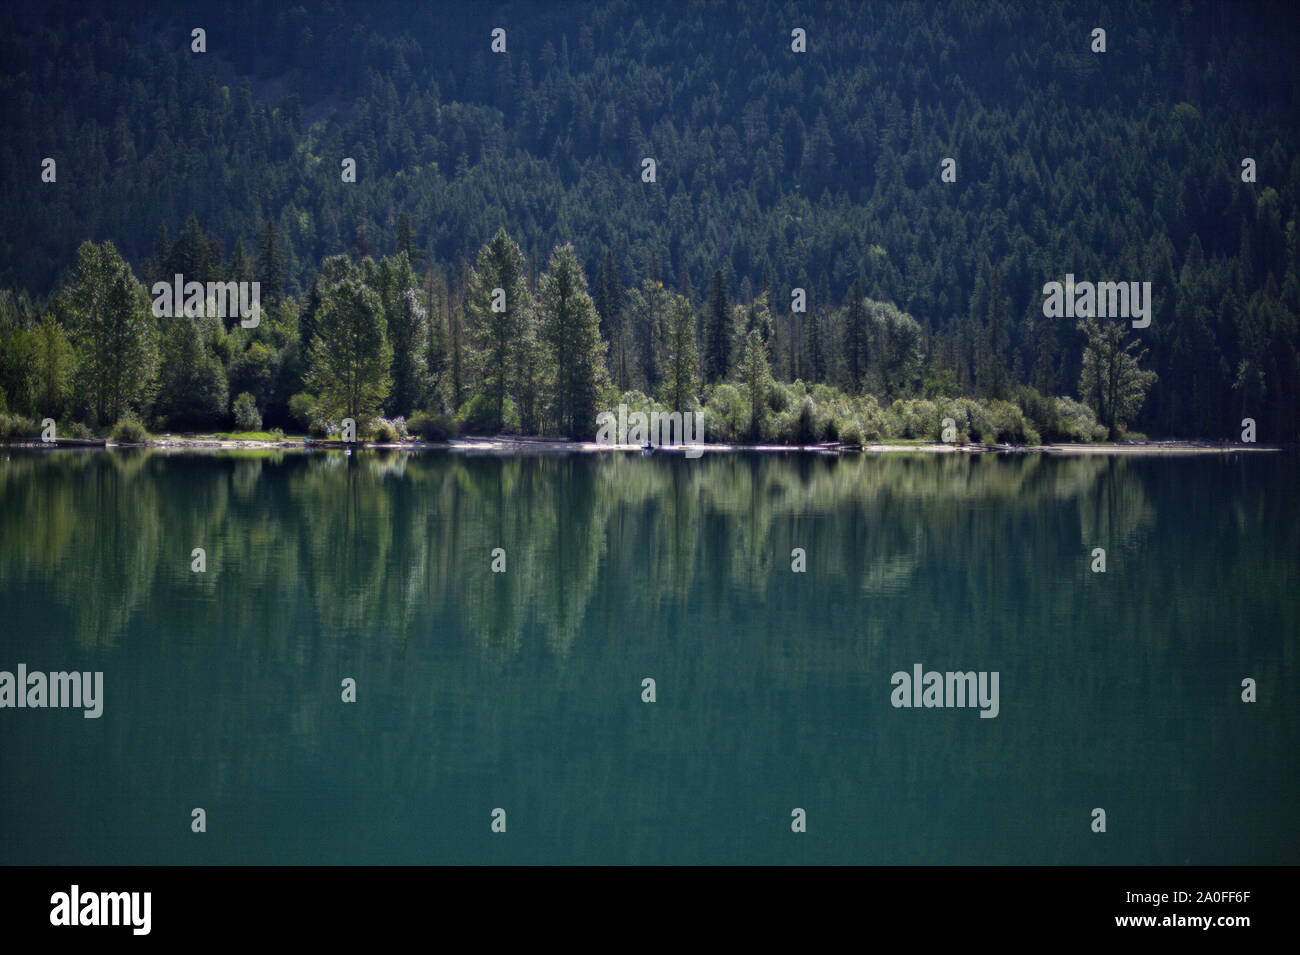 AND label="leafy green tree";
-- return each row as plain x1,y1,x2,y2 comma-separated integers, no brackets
228,341,276,409
0,318,36,417
33,314,74,419
232,391,262,431
1078,317,1158,437
870,299,924,399
307,255,392,425
66,241,158,427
